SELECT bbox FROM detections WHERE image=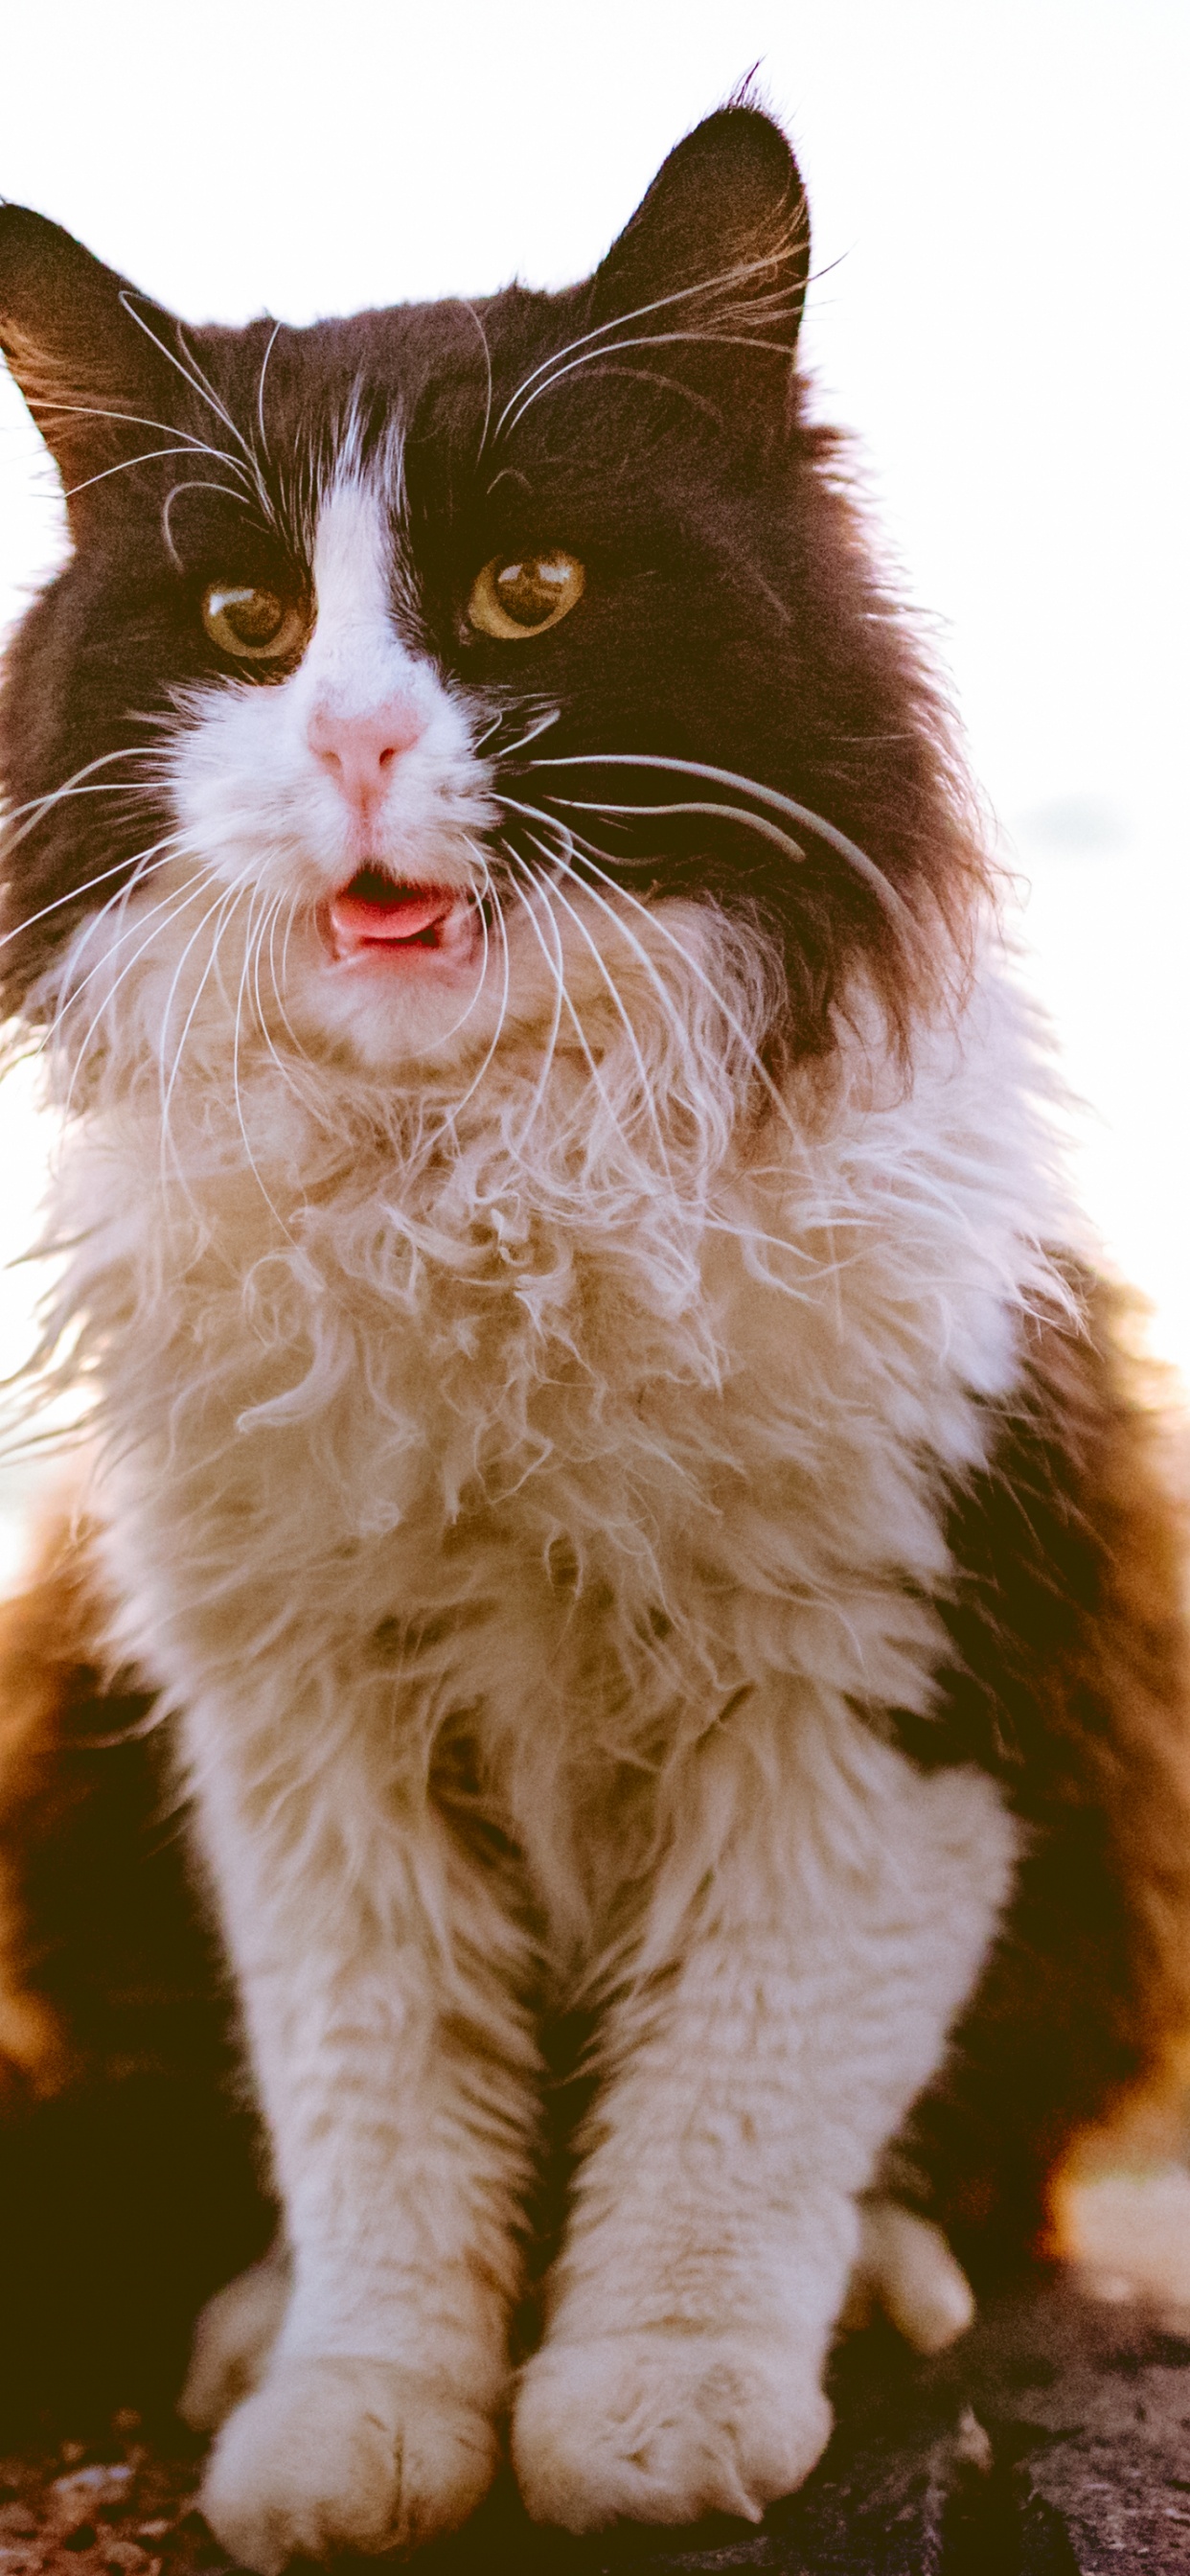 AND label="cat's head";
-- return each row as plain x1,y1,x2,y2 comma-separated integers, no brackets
0,104,978,1091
